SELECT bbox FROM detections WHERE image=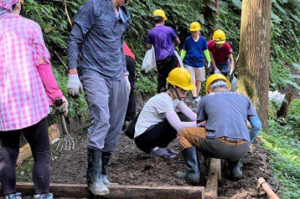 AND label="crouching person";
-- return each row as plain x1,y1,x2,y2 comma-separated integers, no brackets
177,74,262,185
134,68,197,159
0,0,68,198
